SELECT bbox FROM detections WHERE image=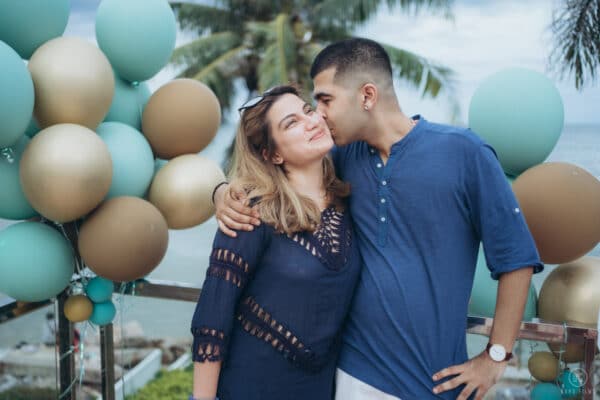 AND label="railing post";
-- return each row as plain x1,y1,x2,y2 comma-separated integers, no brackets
583,332,596,400
57,290,76,400
100,323,116,400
